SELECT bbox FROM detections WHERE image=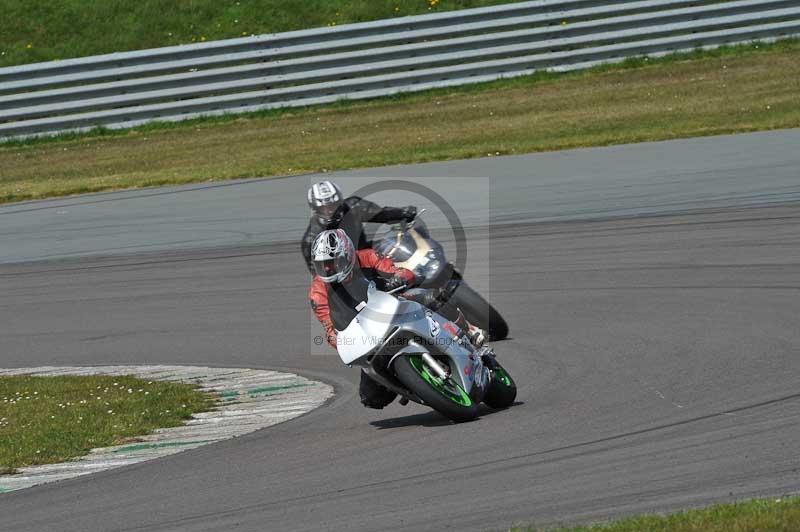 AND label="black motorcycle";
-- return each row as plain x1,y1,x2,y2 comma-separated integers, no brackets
373,213,509,341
